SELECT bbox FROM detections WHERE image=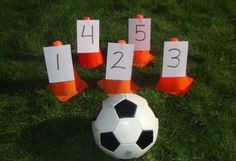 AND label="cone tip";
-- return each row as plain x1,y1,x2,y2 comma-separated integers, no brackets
118,40,126,44
83,16,91,20
53,40,62,46
170,37,179,42
136,14,144,19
